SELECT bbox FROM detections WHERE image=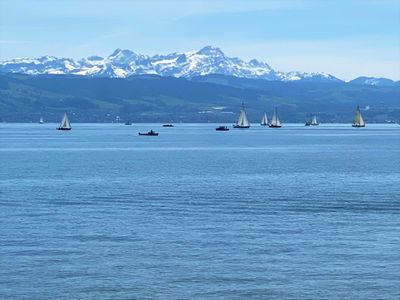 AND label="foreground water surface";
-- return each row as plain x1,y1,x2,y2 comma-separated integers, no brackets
1,123,399,299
